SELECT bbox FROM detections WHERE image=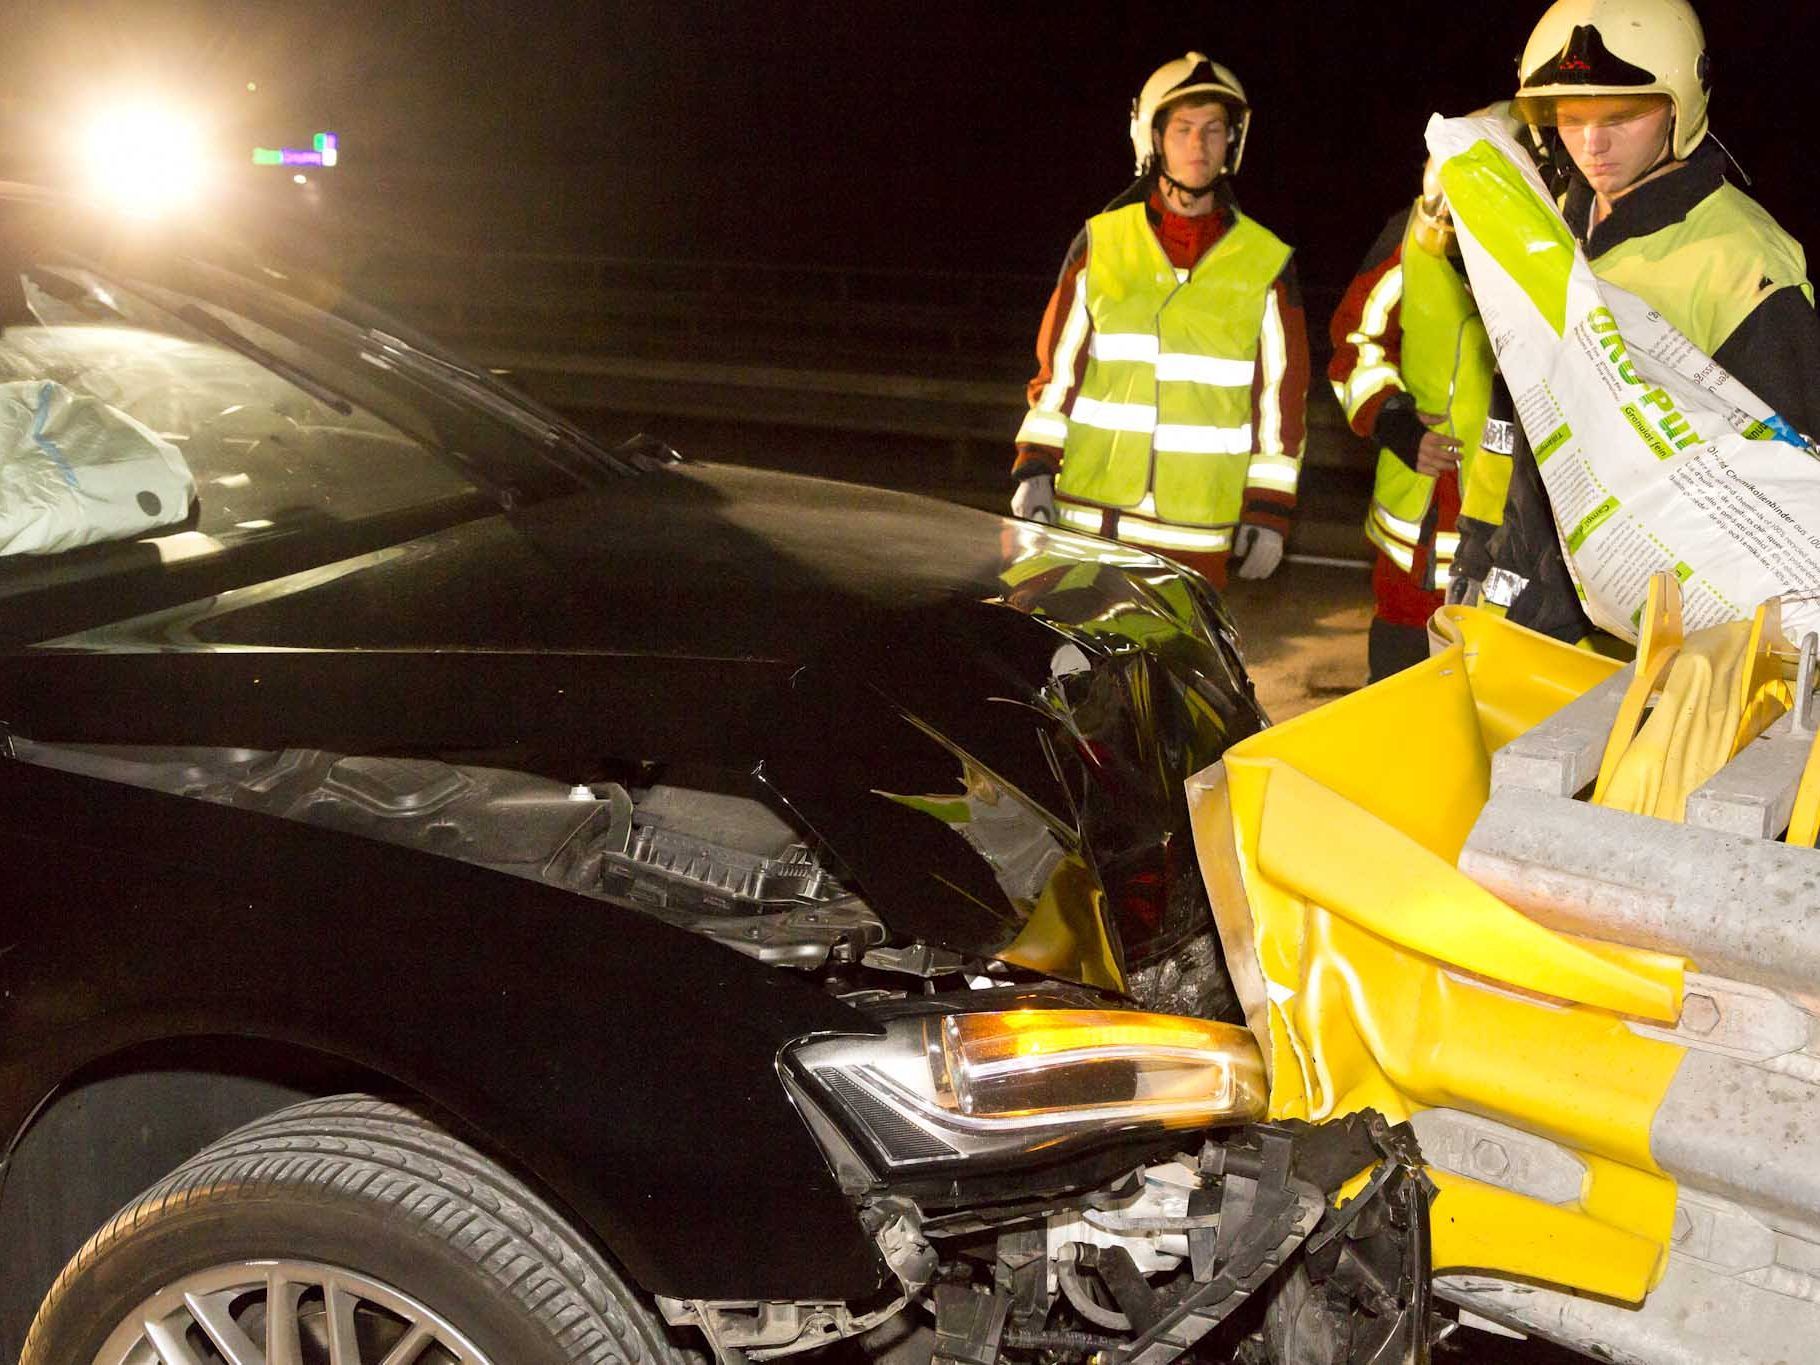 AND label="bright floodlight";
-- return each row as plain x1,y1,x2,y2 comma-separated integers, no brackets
80,105,213,216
